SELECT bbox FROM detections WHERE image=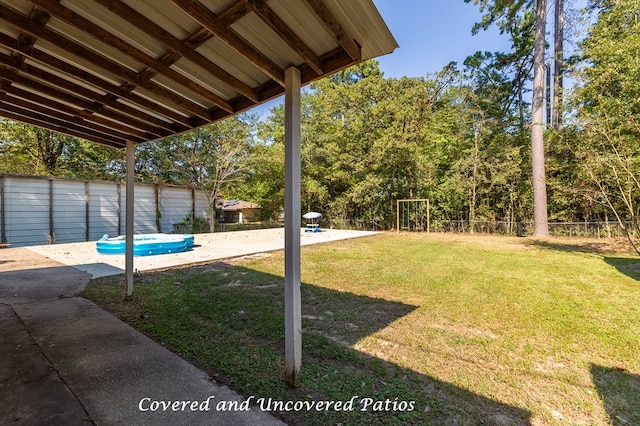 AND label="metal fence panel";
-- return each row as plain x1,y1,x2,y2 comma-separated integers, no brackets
195,191,210,220
52,181,86,243
0,175,208,247
5,177,50,246
159,187,192,233
88,182,120,240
